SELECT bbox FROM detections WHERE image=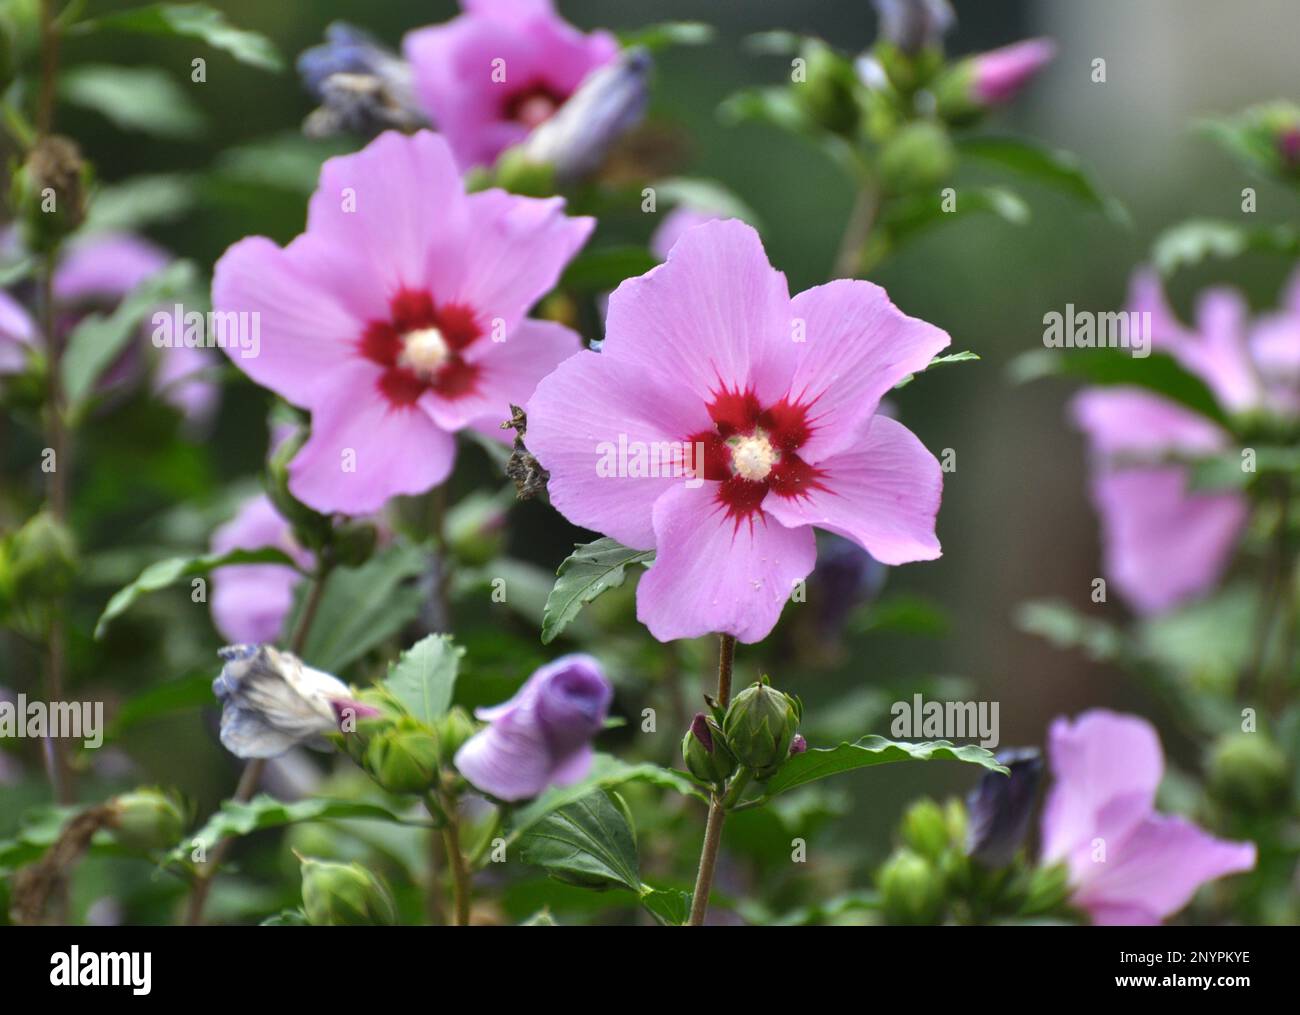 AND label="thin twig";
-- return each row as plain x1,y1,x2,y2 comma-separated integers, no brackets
686,633,736,927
